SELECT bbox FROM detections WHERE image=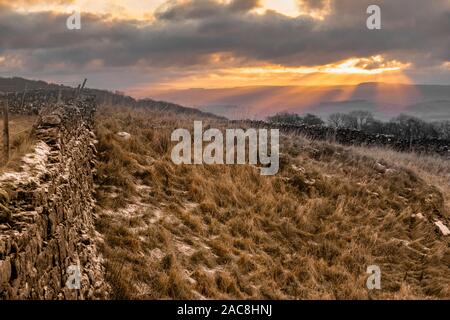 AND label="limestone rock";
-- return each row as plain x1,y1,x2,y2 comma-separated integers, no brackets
116,132,131,140
435,220,450,236
374,162,387,173
41,114,62,126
